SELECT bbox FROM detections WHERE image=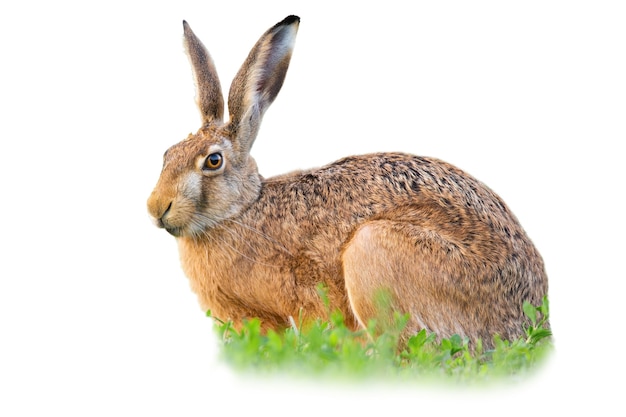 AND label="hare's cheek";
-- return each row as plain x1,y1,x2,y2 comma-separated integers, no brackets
180,172,203,201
